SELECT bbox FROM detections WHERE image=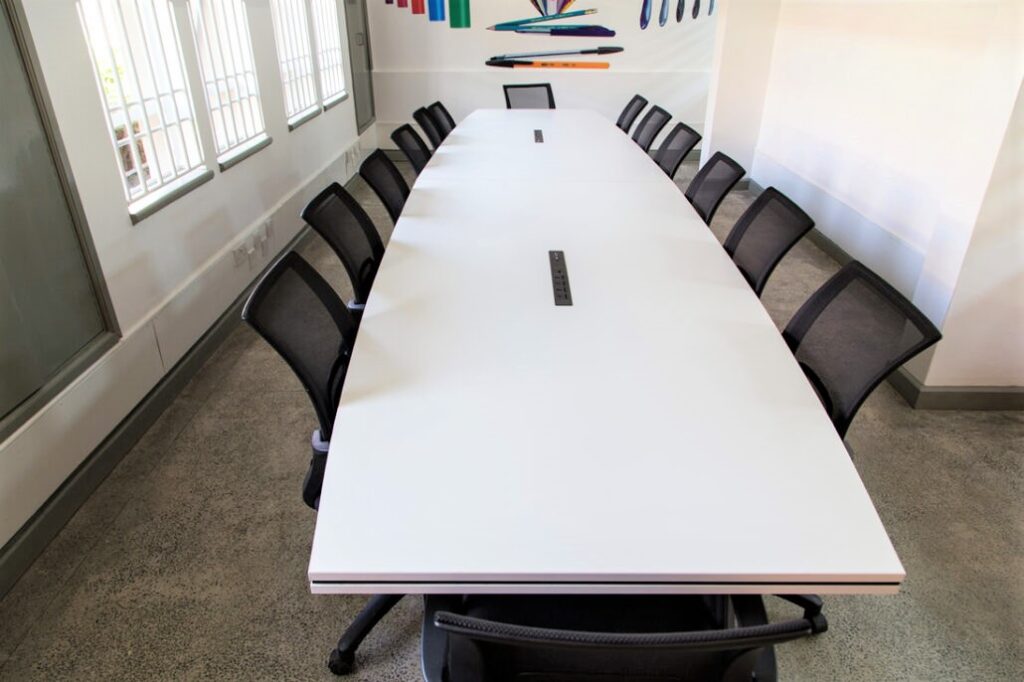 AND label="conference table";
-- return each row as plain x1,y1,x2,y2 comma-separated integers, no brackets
309,109,903,596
